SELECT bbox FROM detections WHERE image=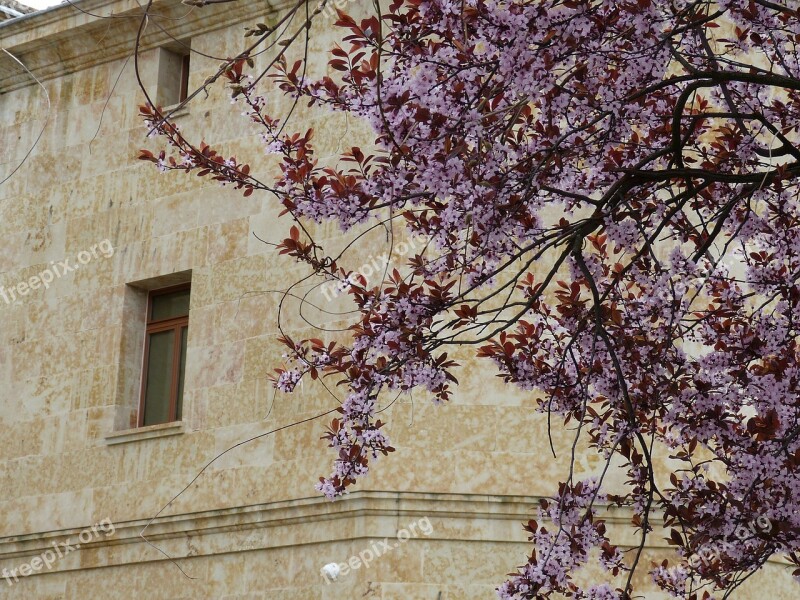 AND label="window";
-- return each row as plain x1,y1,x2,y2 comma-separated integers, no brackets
157,45,191,107
139,284,190,427
180,53,190,103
